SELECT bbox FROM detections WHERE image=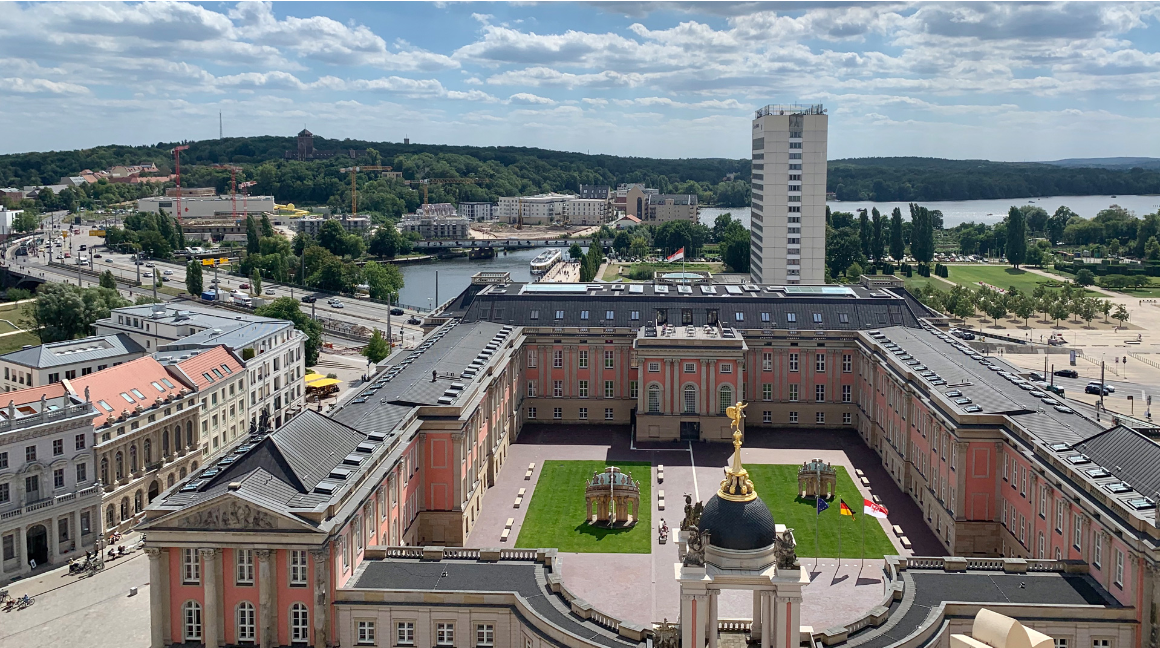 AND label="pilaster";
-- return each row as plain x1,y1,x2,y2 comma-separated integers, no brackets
199,548,221,648
310,547,329,648
257,549,277,648
146,548,165,648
